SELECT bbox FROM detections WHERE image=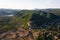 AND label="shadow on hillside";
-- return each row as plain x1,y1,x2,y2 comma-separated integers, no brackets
30,13,48,28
